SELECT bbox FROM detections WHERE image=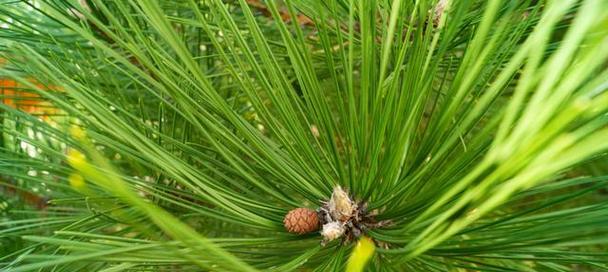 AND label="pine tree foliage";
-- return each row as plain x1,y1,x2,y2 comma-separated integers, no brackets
0,0,607,271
